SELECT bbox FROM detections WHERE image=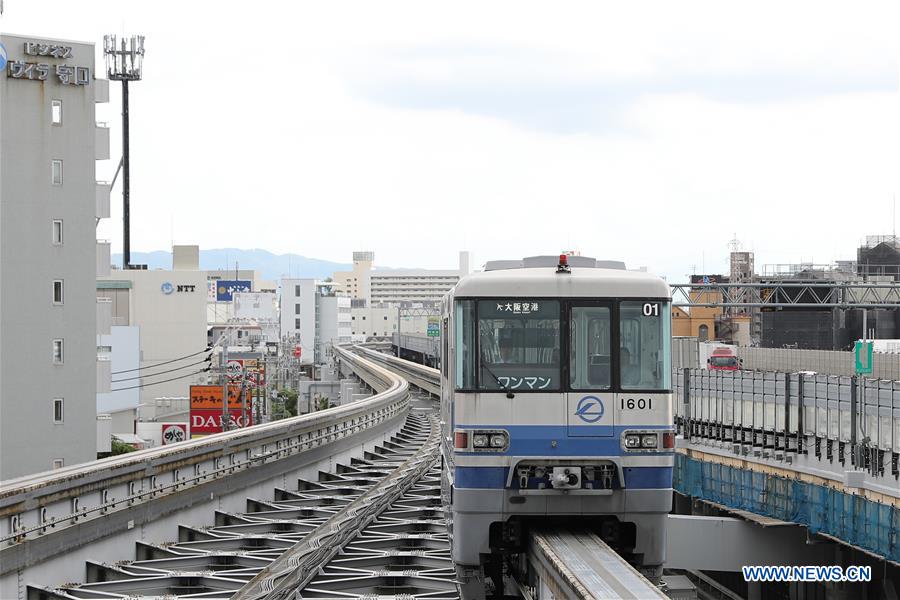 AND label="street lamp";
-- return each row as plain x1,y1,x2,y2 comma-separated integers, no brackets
103,35,145,269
